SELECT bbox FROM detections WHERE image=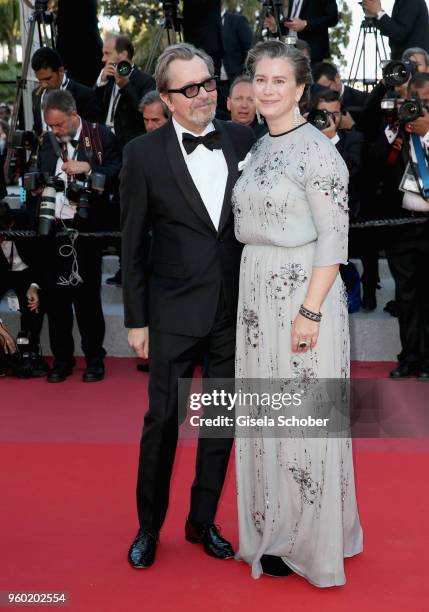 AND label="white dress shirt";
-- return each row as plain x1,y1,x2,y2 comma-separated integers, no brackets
1,240,28,272
54,119,83,220
96,70,121,131
172,117,228,231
